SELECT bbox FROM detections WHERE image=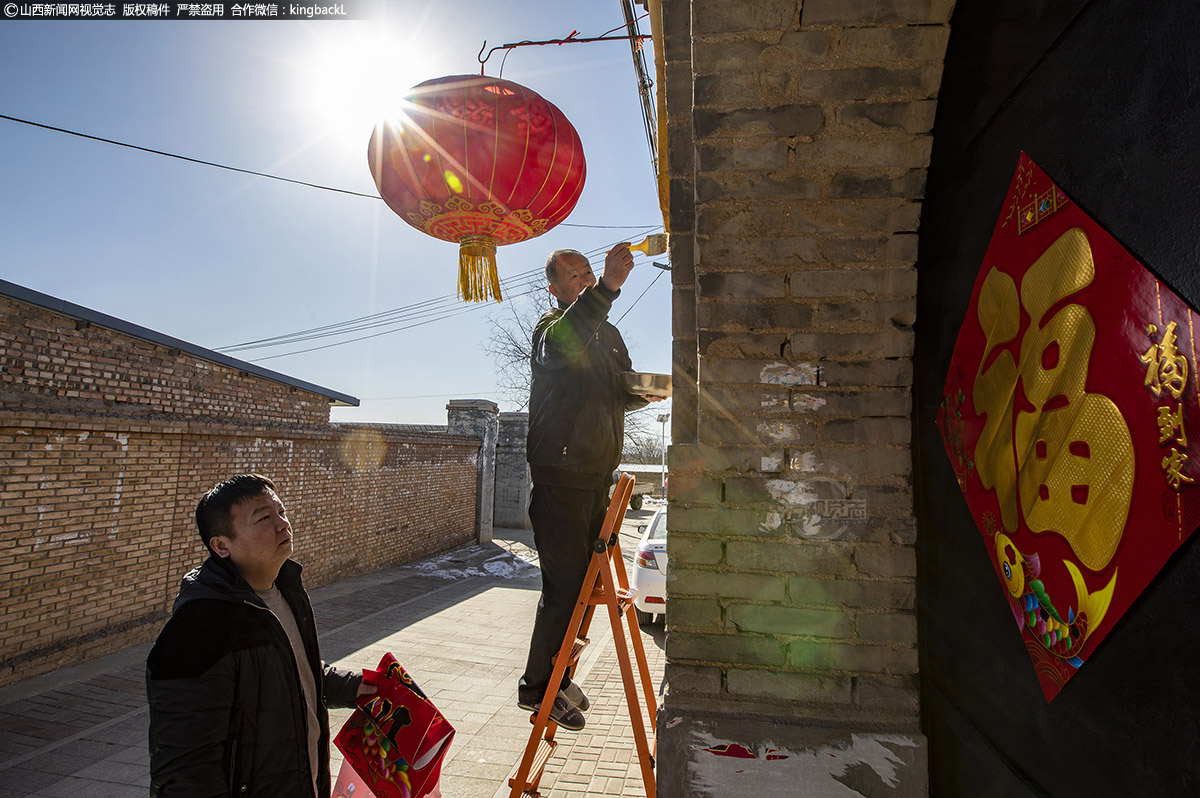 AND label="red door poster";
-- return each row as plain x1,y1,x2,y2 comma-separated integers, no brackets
938,153,1200,700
